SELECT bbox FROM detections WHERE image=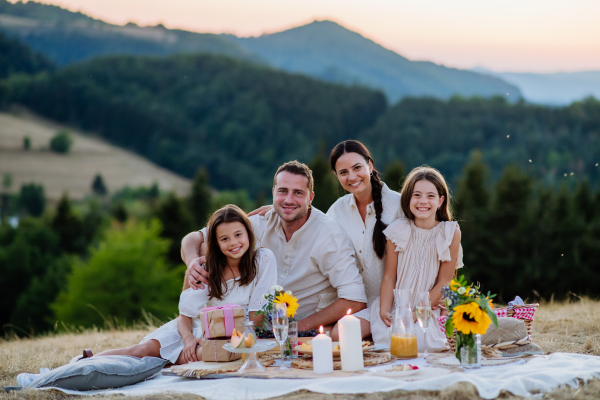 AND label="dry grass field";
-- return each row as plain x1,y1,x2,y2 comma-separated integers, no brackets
1,298,600,400
0,109,190,201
